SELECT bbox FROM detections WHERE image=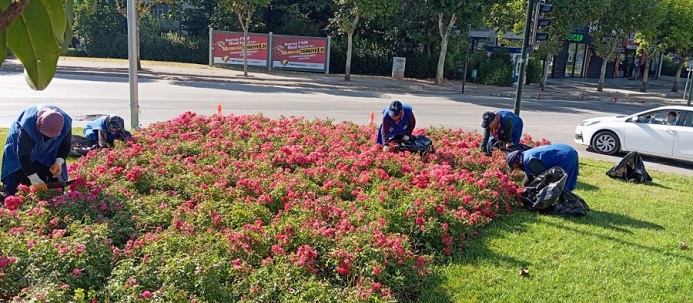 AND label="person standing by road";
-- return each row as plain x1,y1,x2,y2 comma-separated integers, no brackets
2,105,72,195
480,110,524,155
377,100,416,152
506,143,579,191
